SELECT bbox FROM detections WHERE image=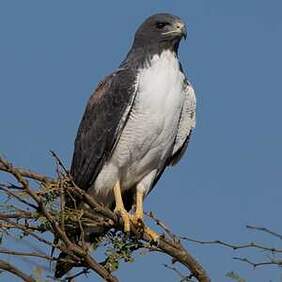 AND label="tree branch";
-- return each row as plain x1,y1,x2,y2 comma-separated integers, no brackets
233,256,282,268
246,225,282,240
0,259,35,282
0,156,210,282
181,237,282,253
0,161,53,184
0,247,54,260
